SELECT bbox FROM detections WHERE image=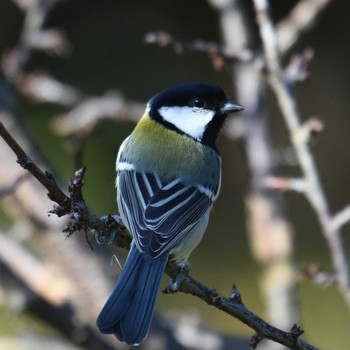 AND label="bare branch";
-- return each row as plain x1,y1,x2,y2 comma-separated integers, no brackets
277,0,333,54
0,113,318,350
330,205,350,231
0,119,69,208
253,0,350,307
18,72,82,106
144,31,255,70
166,270,318,350
52,92,145,136
284,48,314,83
0,121,127,248
3,0,71,80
